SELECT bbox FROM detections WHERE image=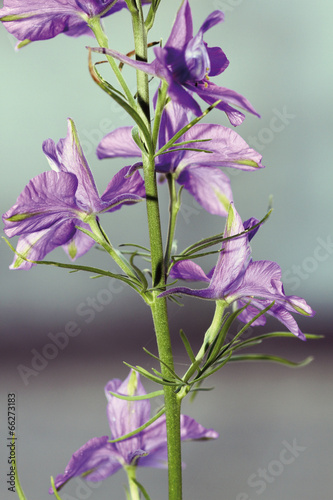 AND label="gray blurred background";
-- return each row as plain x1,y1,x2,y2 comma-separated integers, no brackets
0,0,332,499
